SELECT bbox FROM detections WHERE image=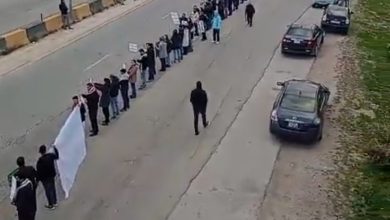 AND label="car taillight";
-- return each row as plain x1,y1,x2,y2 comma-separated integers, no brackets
271,110,278,121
